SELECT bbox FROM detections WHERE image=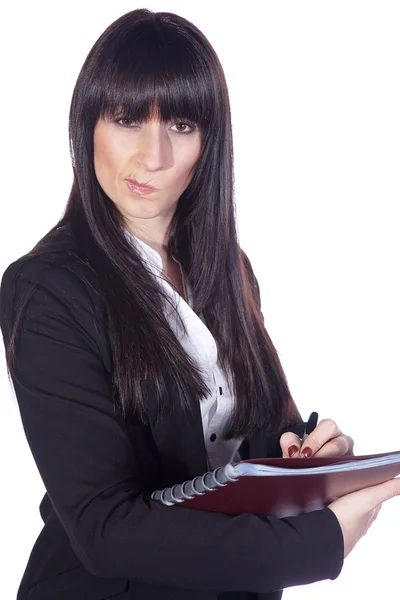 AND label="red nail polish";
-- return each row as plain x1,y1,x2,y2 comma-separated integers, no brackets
301,447,312,458
288,445,299,458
